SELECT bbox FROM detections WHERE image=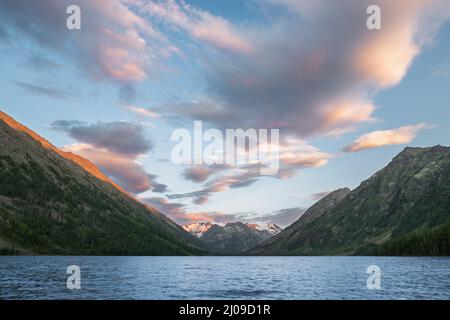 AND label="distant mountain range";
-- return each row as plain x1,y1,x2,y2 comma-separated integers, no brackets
183,222,282,254
0,111,206,255
251,146,450,256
